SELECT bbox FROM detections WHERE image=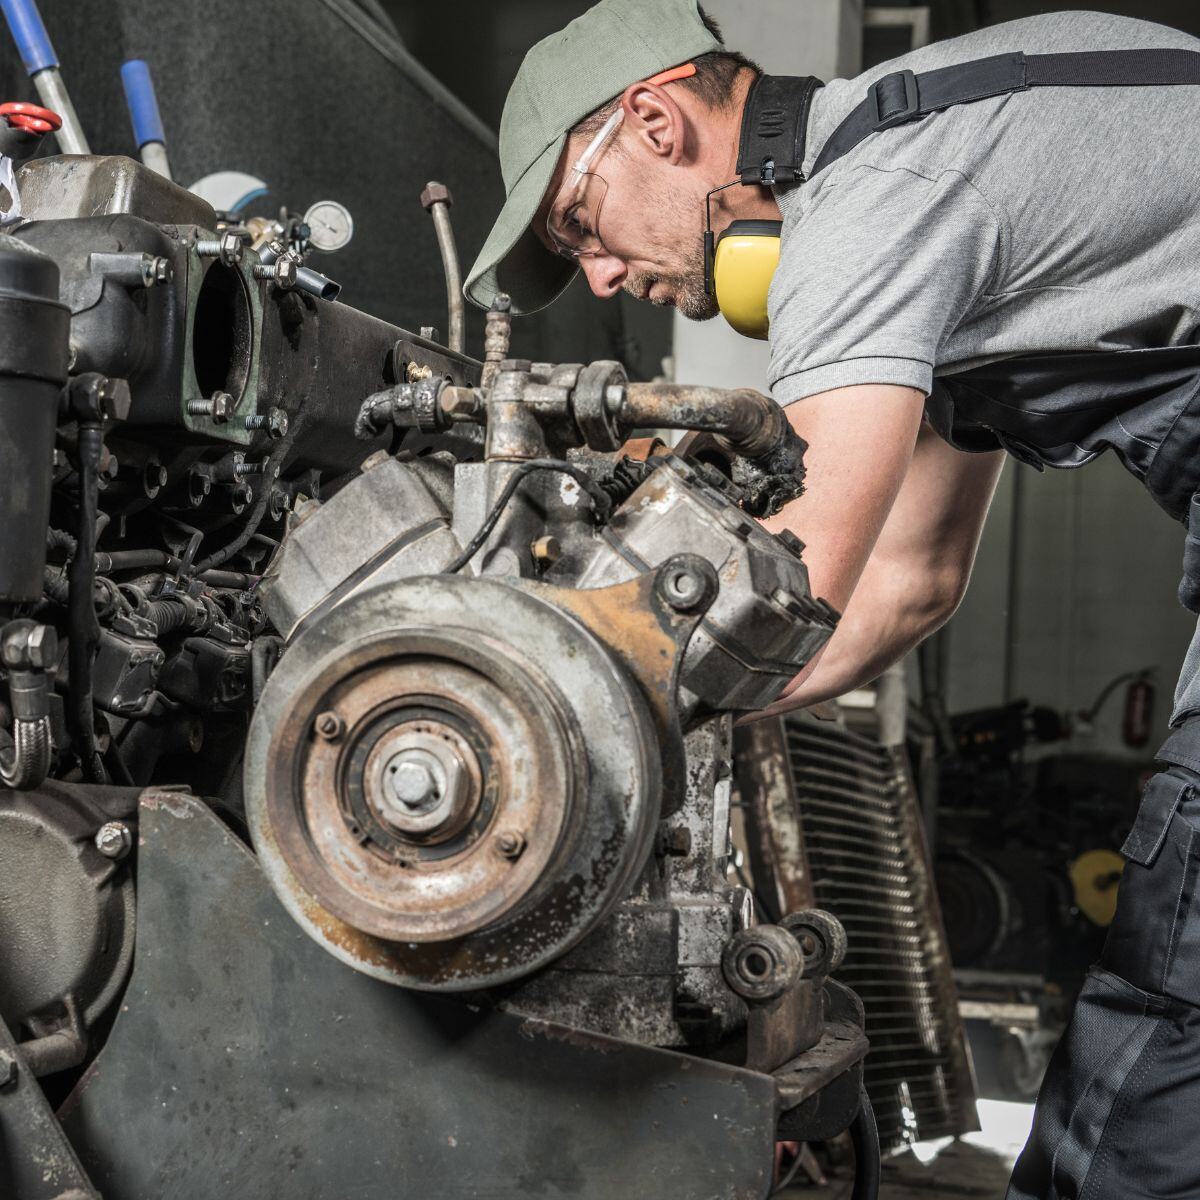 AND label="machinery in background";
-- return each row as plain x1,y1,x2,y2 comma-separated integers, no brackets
0,126,883,1197
928,695,1151,1099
